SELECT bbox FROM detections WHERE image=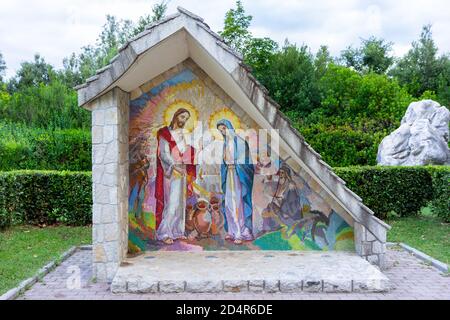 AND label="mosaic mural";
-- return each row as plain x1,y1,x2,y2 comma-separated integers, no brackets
128,64,354,253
